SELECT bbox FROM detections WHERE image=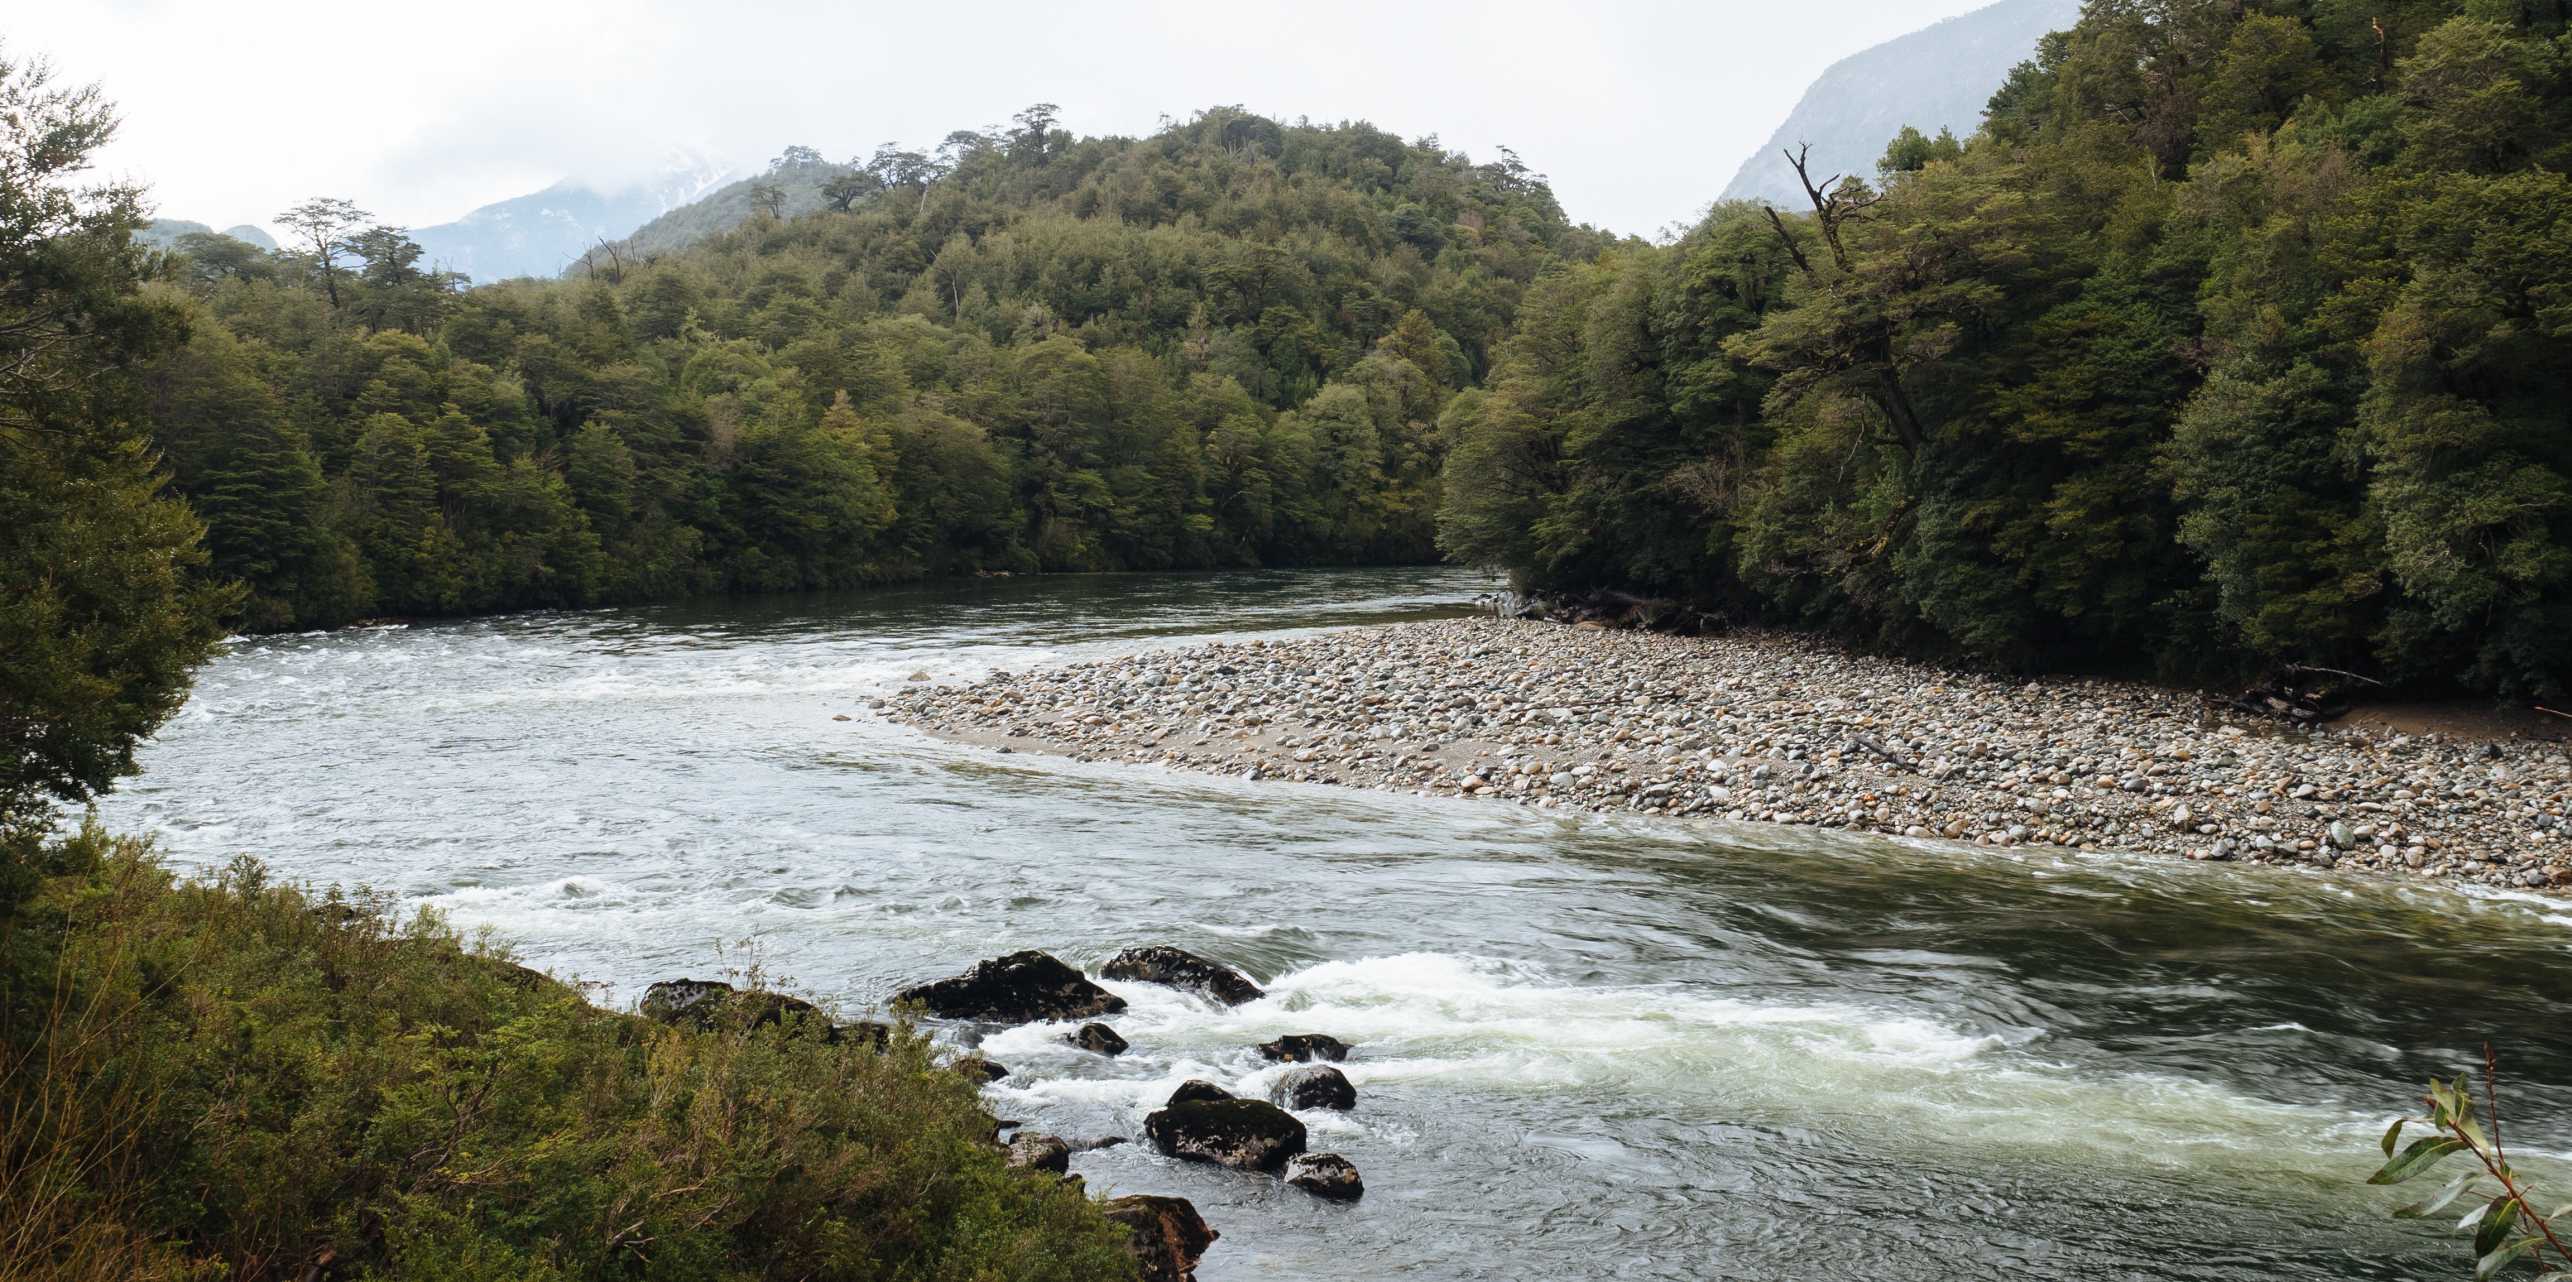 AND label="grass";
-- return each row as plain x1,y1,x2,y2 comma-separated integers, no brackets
0,824,1136,1281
